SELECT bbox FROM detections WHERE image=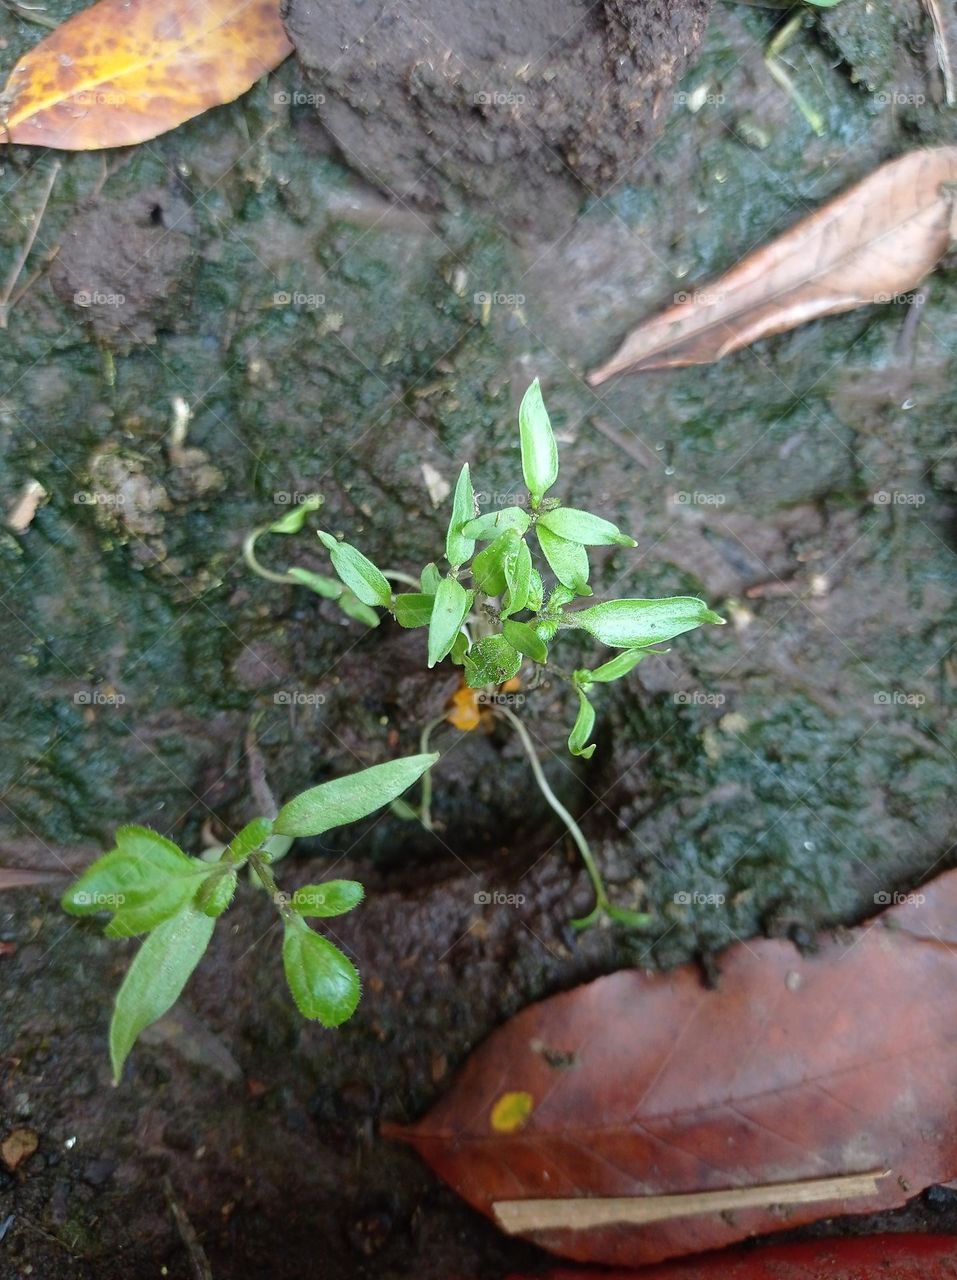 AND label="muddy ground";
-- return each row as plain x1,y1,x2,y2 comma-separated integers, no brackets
0,0,955,1276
